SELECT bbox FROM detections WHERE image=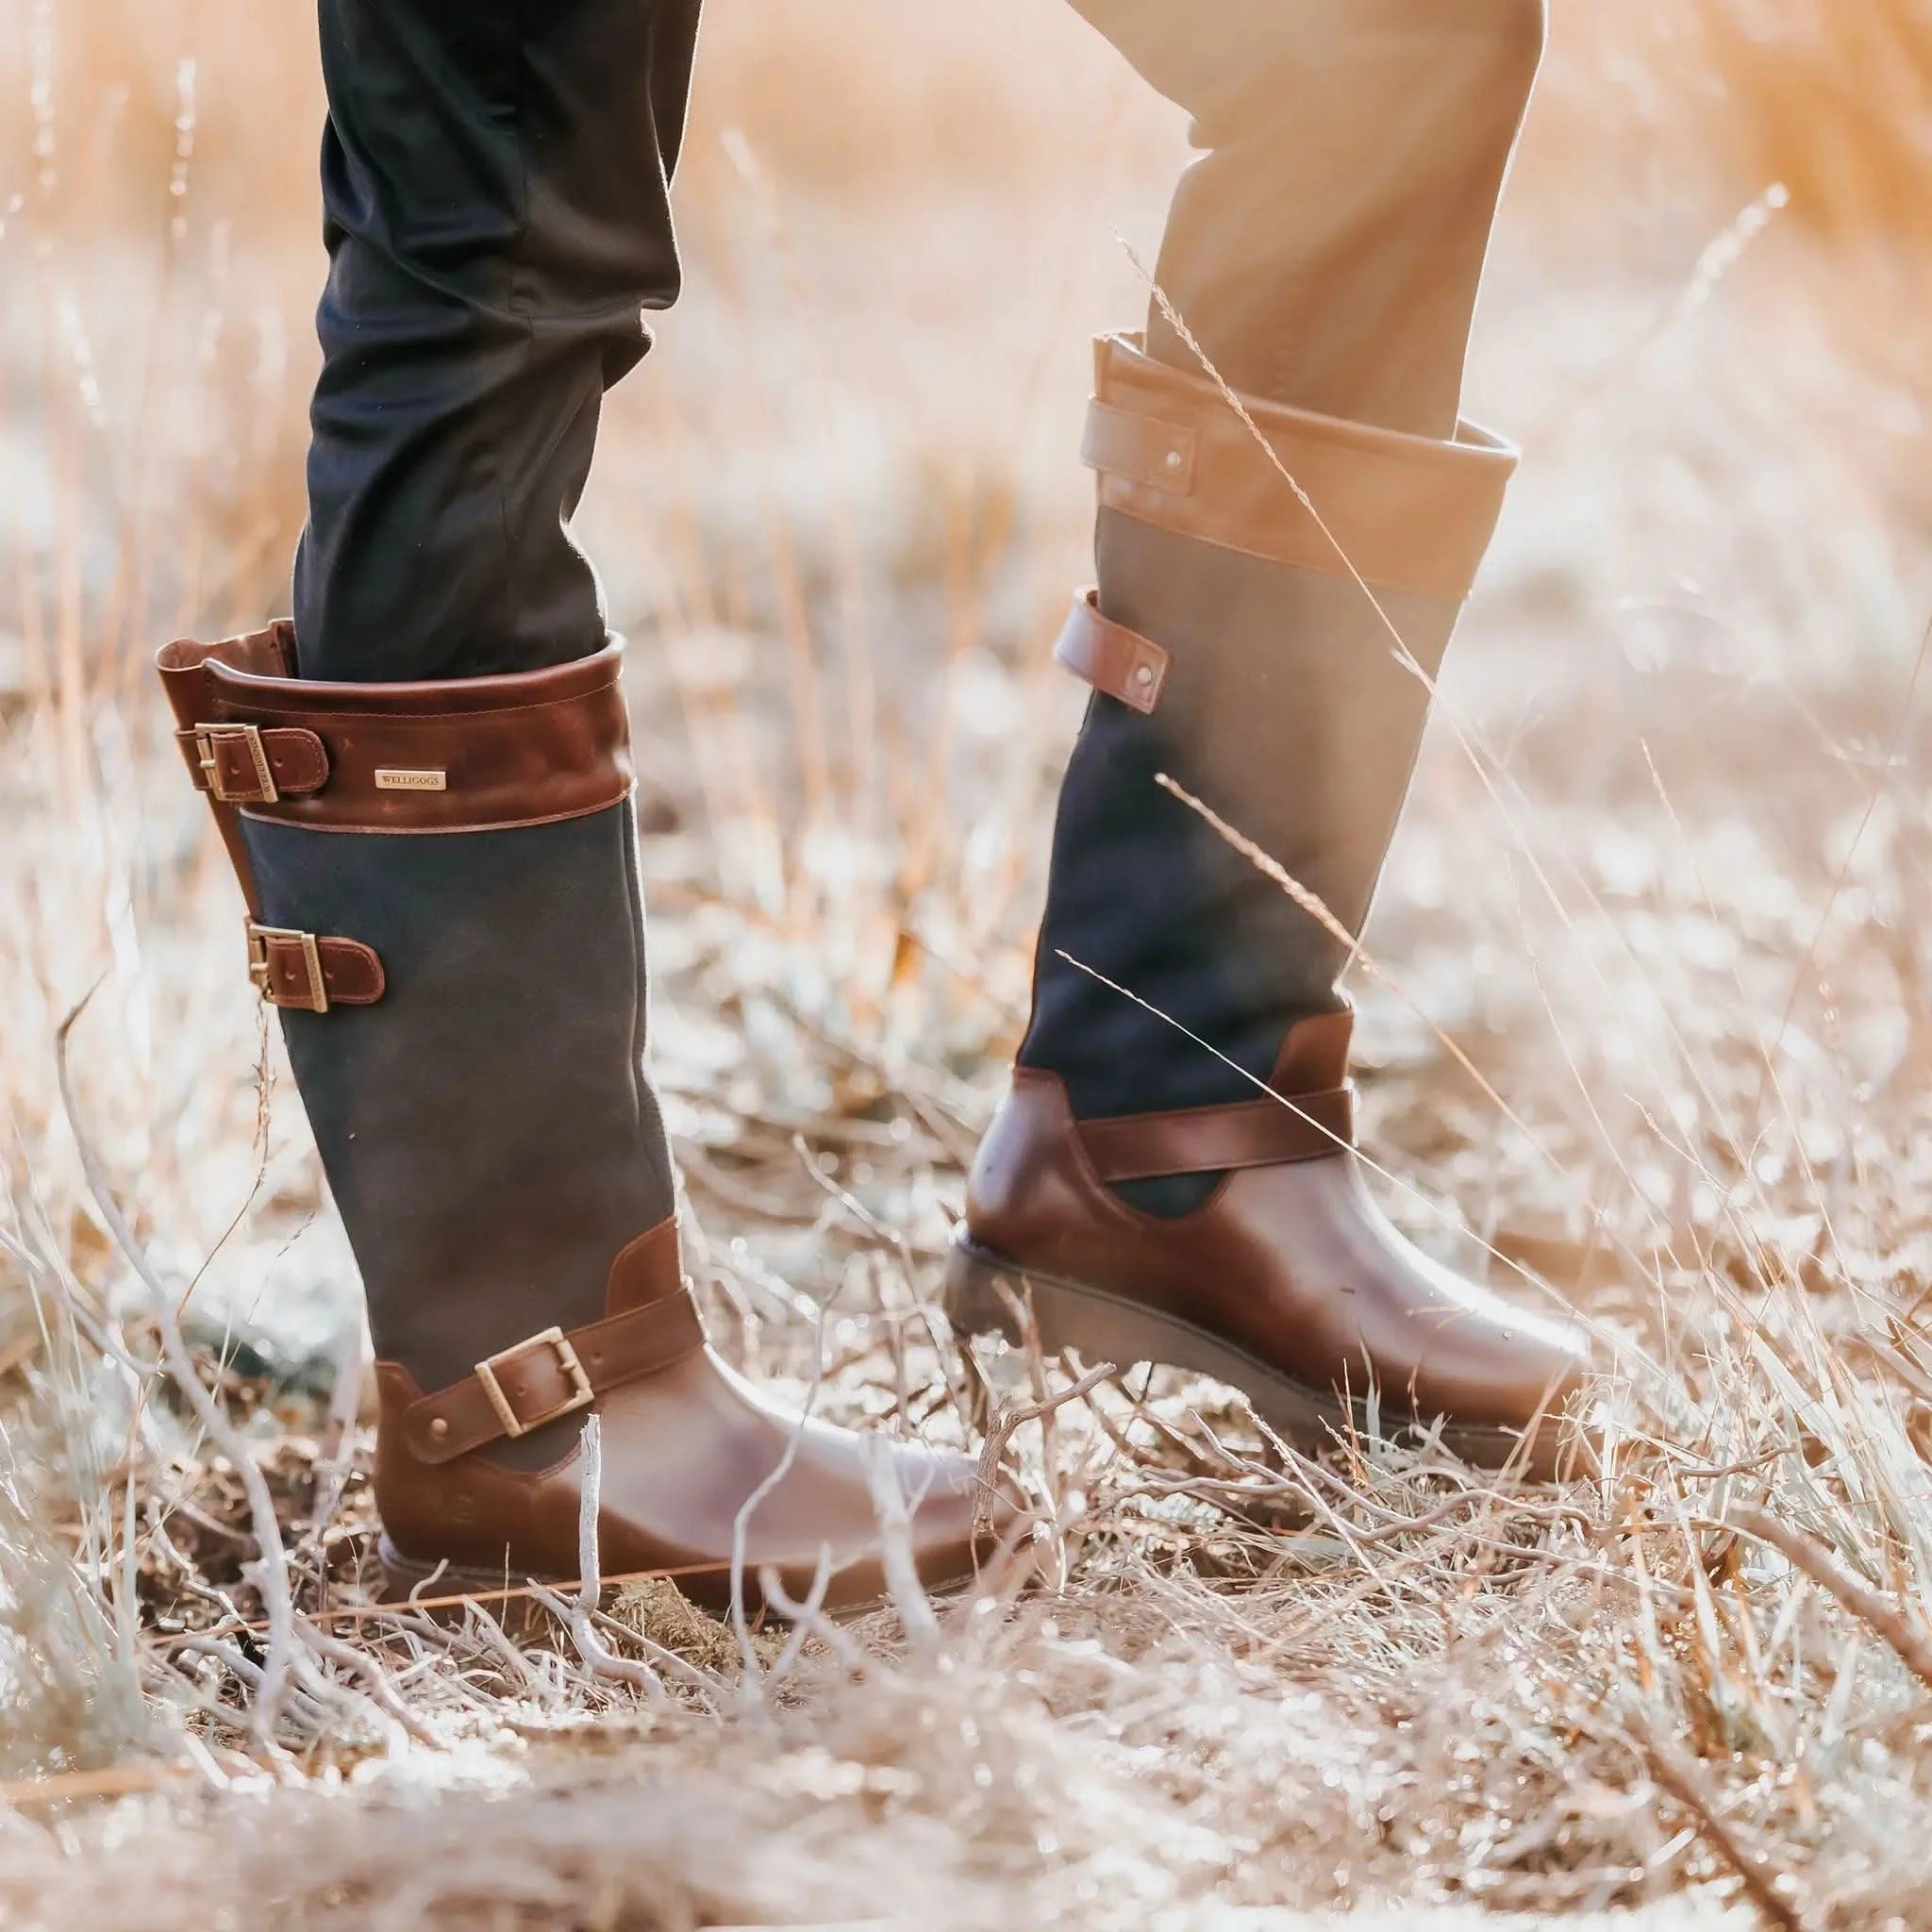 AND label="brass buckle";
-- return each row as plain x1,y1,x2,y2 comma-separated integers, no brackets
245,922,328,1014
473,1327,594,1440
193,723,279,805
